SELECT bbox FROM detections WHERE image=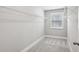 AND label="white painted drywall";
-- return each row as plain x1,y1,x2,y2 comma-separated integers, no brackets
0,7,44,52
67,6,78,52
78,7,79,51
44,7,67,37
